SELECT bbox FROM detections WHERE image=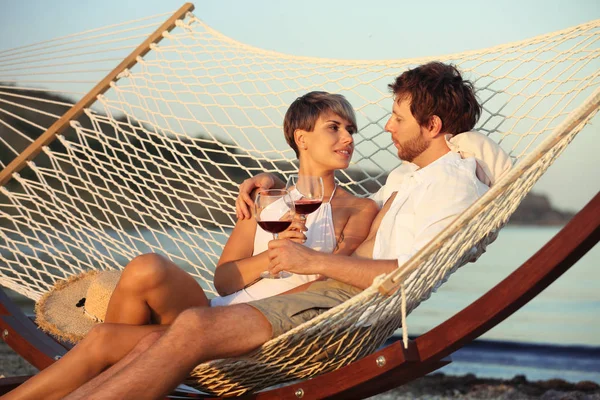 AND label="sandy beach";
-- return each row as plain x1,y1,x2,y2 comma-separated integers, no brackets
1,341,598,399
